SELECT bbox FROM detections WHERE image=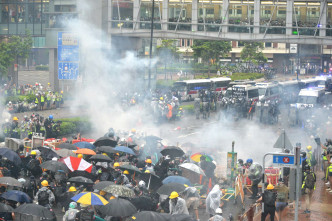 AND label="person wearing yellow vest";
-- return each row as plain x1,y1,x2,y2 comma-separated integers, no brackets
46,92,52,109
35,94,39,110
318,138,331,182
326,155,332,193
301,165,316,214
306,146,312,167
40,93,45,111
